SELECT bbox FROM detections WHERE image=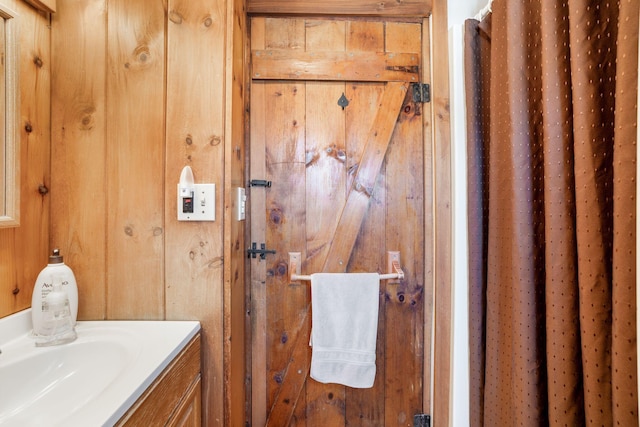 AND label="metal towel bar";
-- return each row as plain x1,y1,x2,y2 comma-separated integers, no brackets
288,251,404,283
